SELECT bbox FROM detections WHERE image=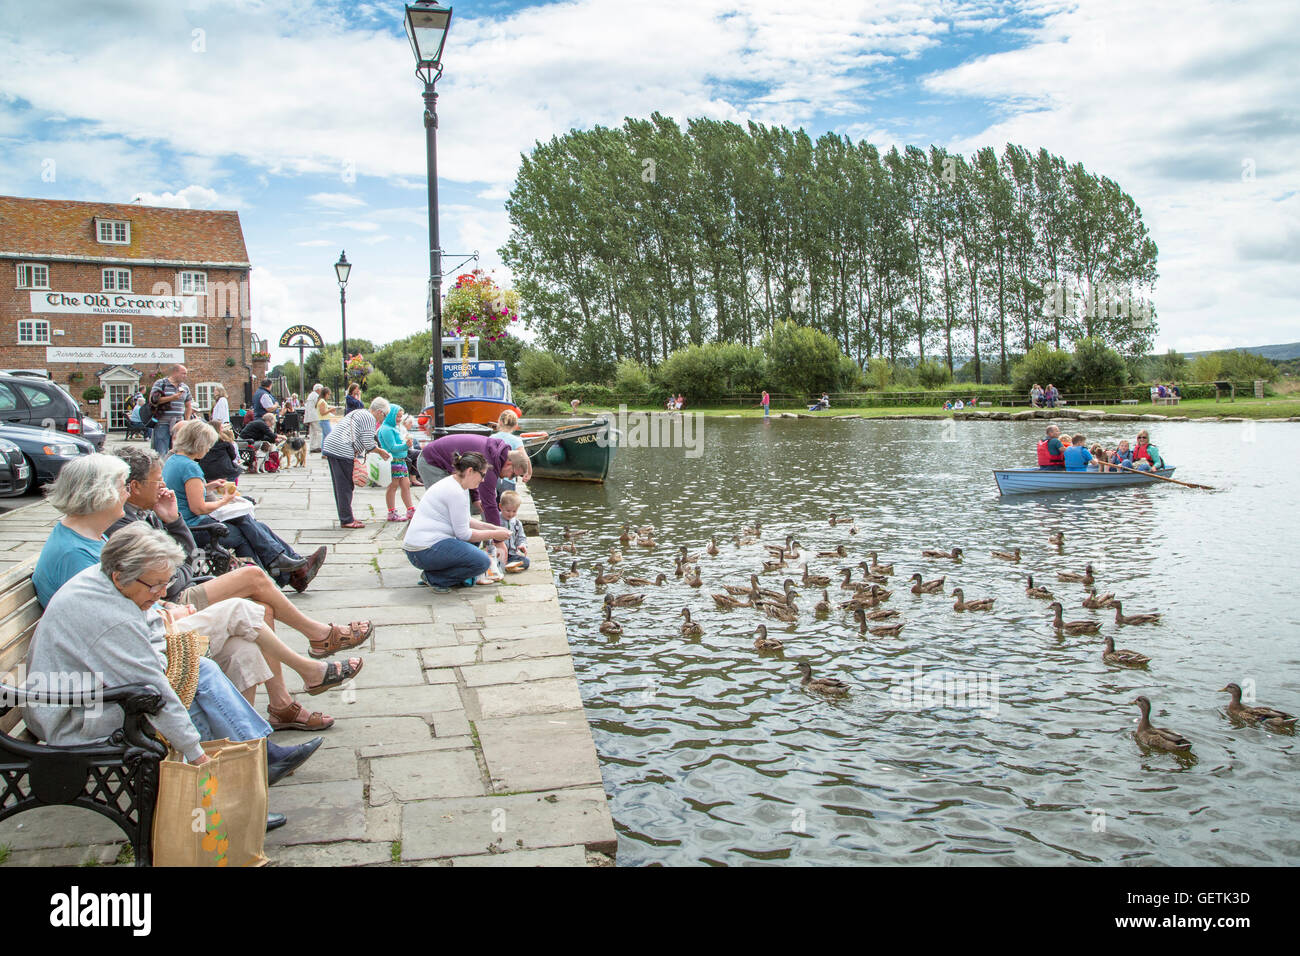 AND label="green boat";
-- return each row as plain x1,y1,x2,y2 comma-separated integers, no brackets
521,418,616,482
